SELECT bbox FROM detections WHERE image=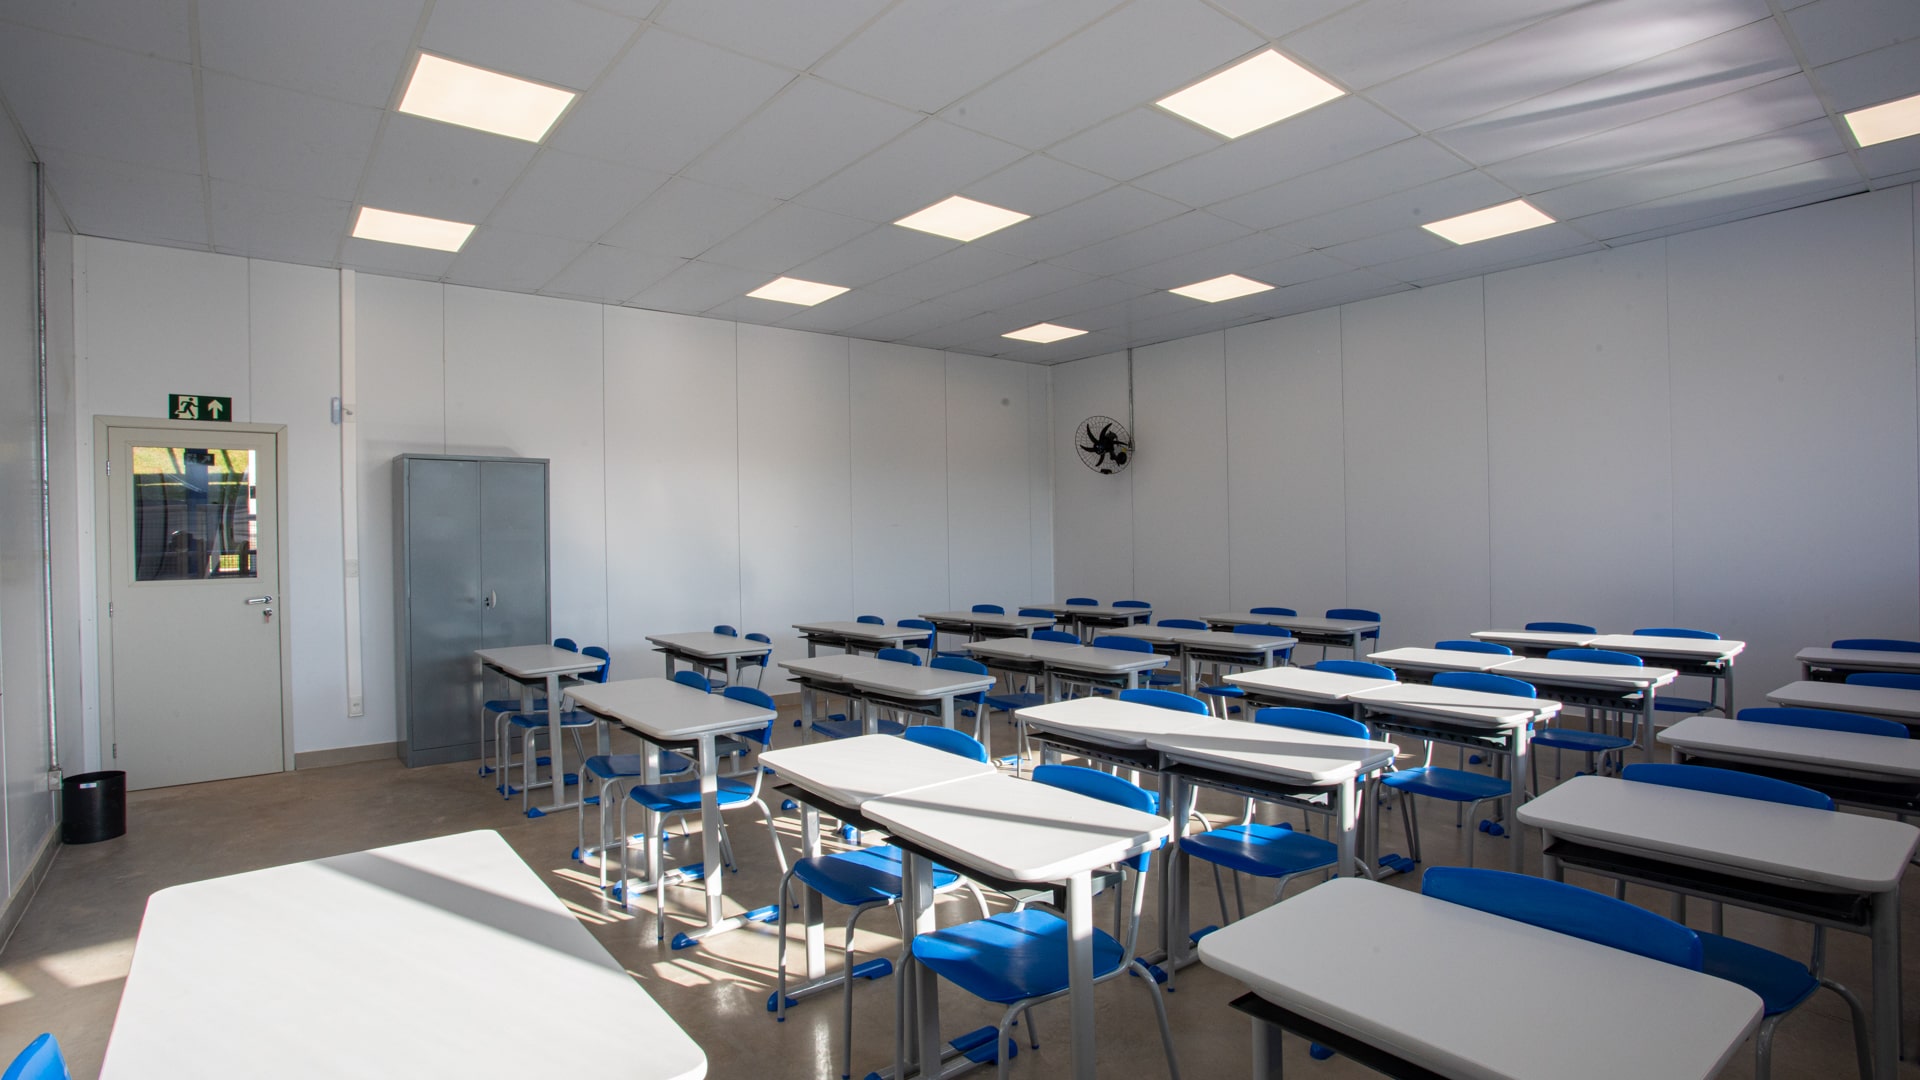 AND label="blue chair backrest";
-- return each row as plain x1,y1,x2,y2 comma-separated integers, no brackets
554,637,579,651
898,618,936,647
1527,621,1597,634
1033,629,1081,645
902,725,990,762
1633,627,1718,639
1434,671,1534,698
932,656,989,702
1436,638,1511,655
1422,868,1702,970
746,632,771,667
1115,599,1150,608
1254,707,1369,740
580,645,611,684
857,615,885,625
1019,608,1055,618
1832,638,1920,653
2,1034,67,1080
1546,648,1642,667
972,603,1006,614
1117,687,1209,714
723,686,777,745
1327,607,1380,621
1738,706,1909,739
1065,597,1098,606
1233,623,1285,636
1846,672,1920,692
1313,659,1395,681
1622,762,1833,810
1091,635,1153,654
1250,606,1296,617
877,647,922,666
1032,765,1157,871
713,624,738,637
1159,618,1208,629
673,670,711,693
